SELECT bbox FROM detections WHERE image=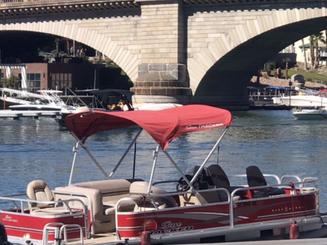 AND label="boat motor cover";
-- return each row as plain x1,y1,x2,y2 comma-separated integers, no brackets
65,105,232,150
